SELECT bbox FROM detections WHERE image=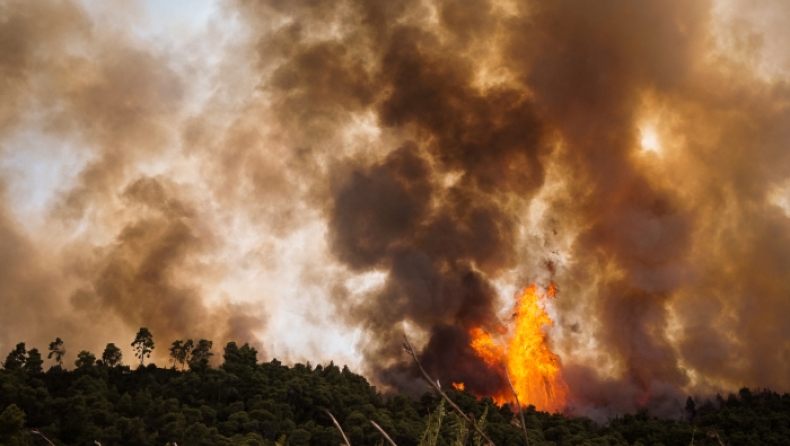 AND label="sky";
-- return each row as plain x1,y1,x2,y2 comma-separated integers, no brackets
2,0,790,418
